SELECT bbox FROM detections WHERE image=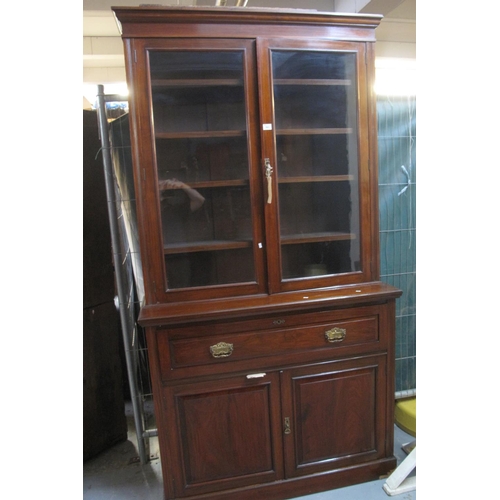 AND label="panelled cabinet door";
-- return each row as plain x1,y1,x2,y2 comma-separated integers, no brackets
257,39,375,293
280,355,388,478
129,38,266,303
162,372,284,498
